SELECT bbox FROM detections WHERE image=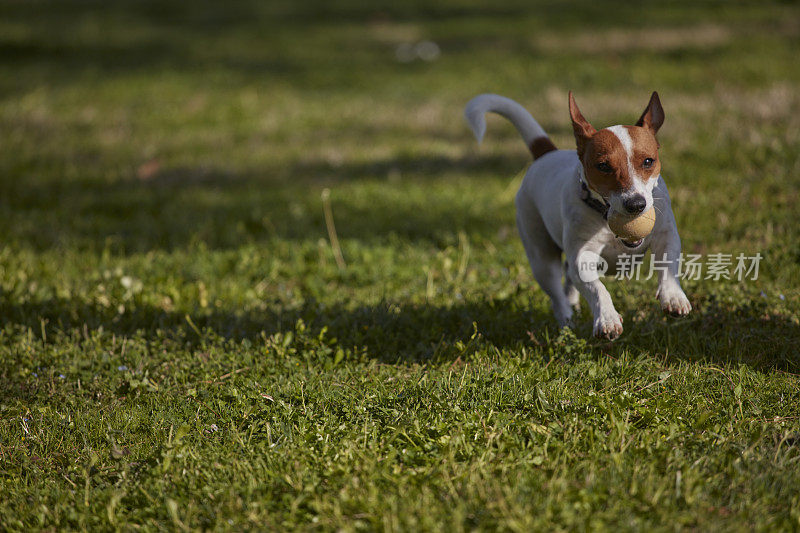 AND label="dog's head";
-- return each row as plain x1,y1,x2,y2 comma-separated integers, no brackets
569,92,664,217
